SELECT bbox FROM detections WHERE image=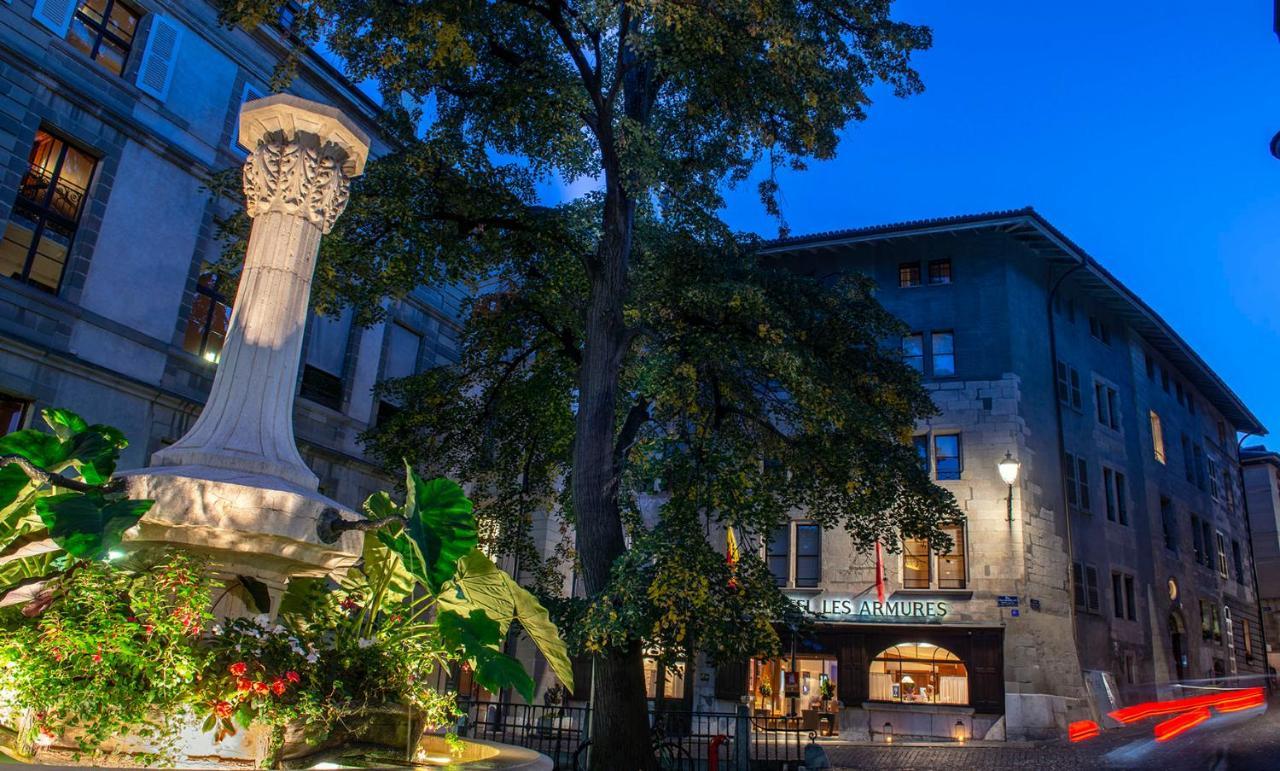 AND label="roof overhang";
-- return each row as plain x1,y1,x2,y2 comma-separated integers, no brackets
762,209,1266,435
